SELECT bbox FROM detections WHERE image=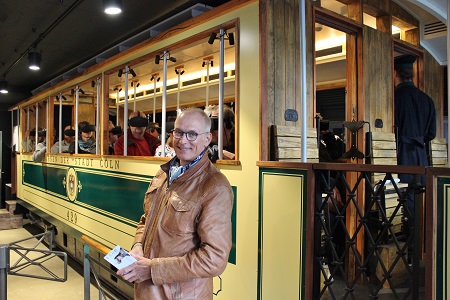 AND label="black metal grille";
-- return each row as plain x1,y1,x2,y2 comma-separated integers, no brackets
314,169,424,299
